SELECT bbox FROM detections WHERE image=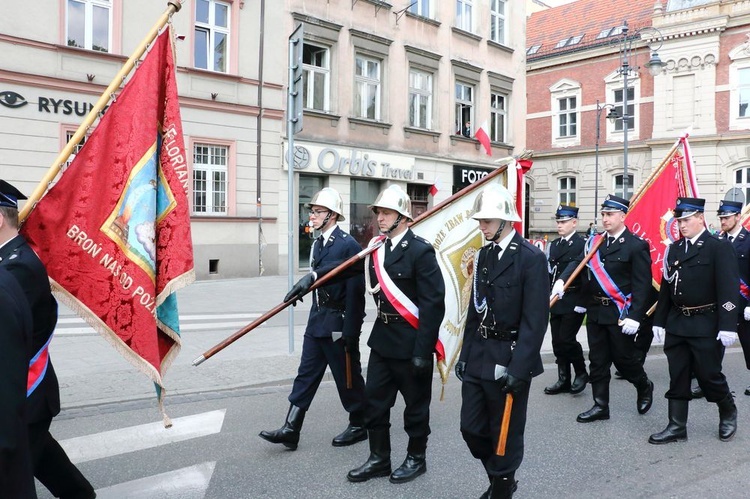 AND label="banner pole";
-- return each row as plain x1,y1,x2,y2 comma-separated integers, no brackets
19,0,184,223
